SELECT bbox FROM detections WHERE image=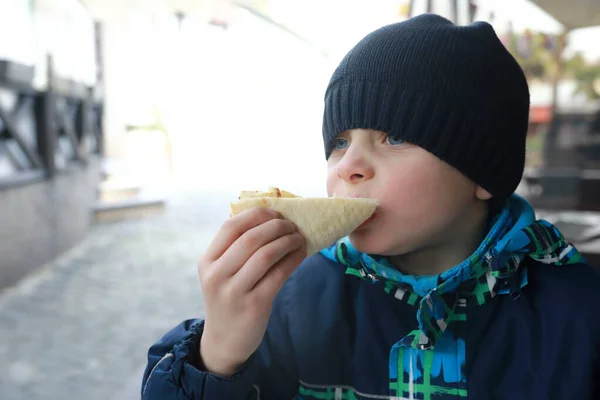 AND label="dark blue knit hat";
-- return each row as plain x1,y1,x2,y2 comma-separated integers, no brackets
322,14,530,199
